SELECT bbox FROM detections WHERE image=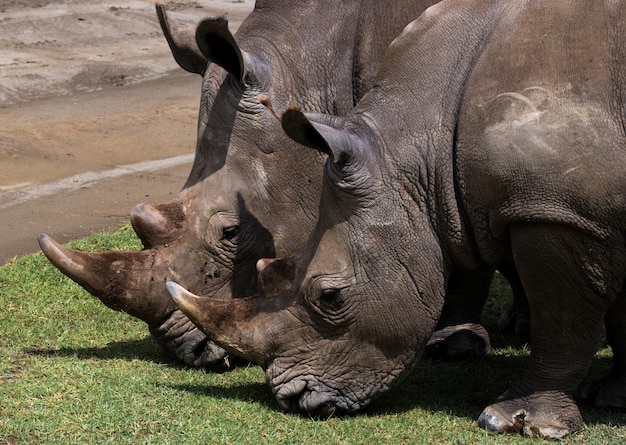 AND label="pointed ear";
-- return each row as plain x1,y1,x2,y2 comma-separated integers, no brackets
196,17,245,83
195,17,271,88
280,107,357,166
155,4,208,75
